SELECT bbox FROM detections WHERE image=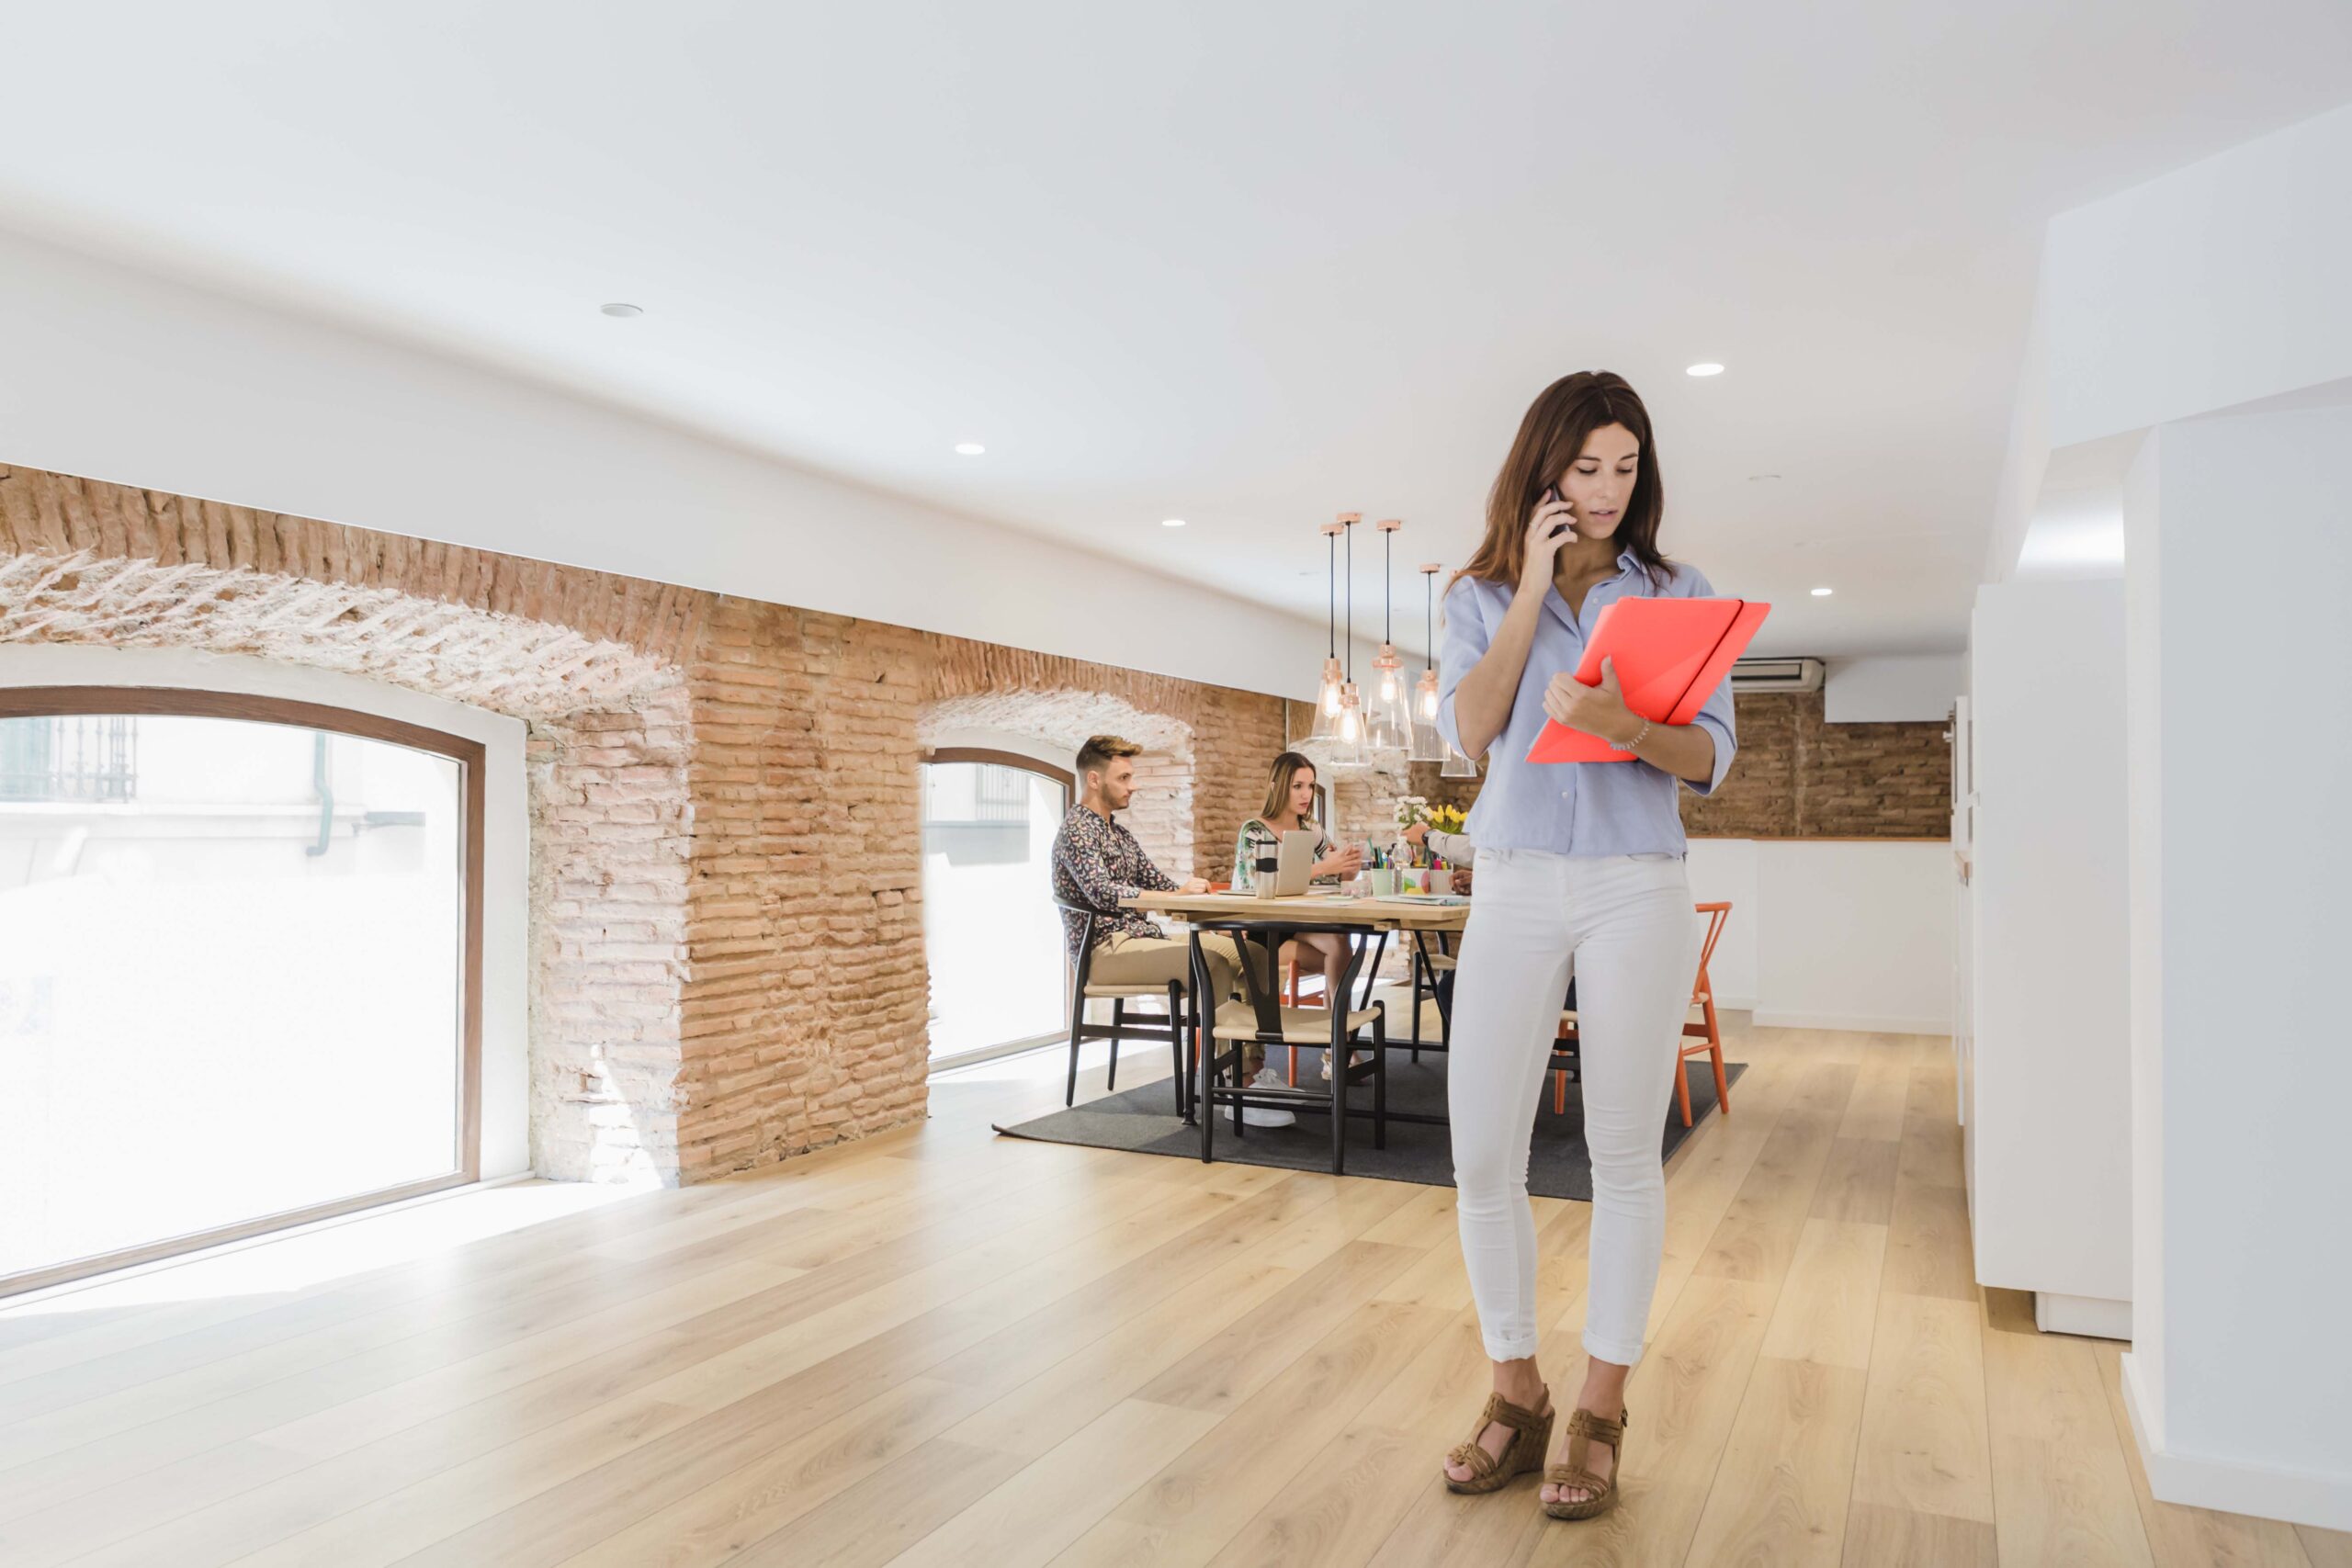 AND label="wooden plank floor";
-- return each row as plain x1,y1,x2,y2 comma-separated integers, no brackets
5,1021,2346,1567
